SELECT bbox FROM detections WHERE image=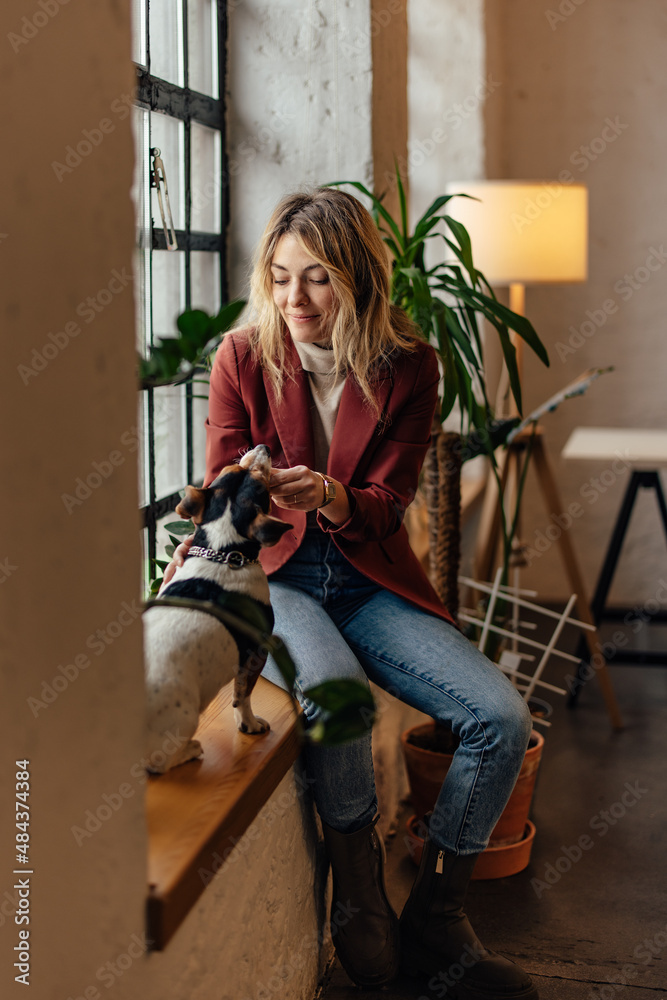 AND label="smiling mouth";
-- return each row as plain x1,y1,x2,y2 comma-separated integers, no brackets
289,315,319,321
